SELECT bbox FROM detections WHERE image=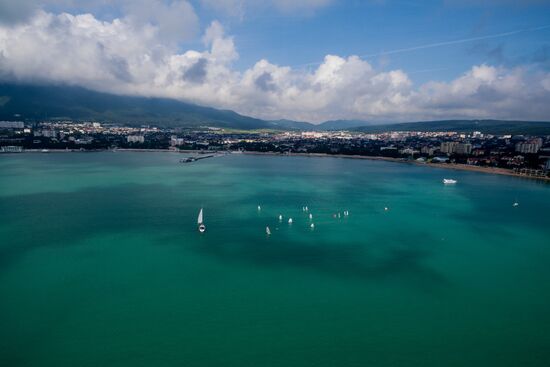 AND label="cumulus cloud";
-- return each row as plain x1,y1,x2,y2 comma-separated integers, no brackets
1,9,550,122
0,1,199,44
